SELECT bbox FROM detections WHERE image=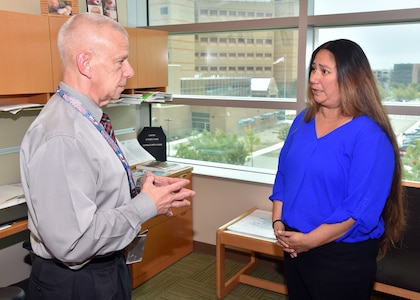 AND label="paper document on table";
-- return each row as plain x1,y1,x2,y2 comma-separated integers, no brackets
0,183,24,206
227,209,276,241
118,139,155,167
